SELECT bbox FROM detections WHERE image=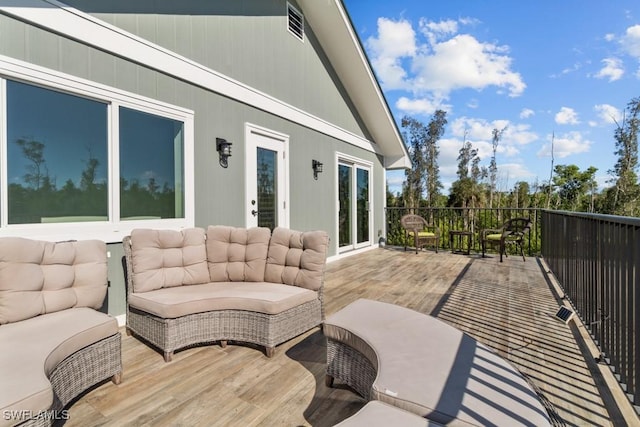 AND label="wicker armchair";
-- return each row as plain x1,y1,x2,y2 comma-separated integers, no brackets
481,217,532,262
400,214,440,254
